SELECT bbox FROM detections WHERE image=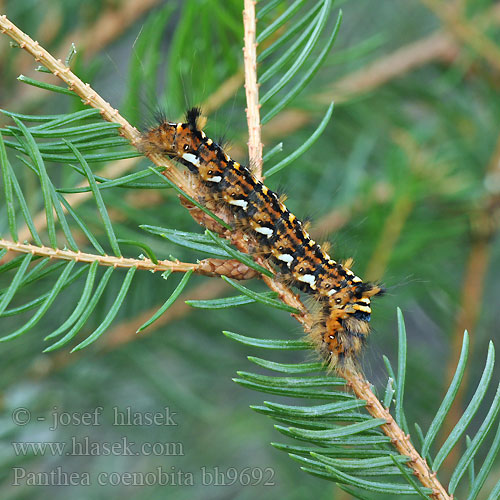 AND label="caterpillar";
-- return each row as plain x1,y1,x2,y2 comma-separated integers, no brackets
140,108,383,373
